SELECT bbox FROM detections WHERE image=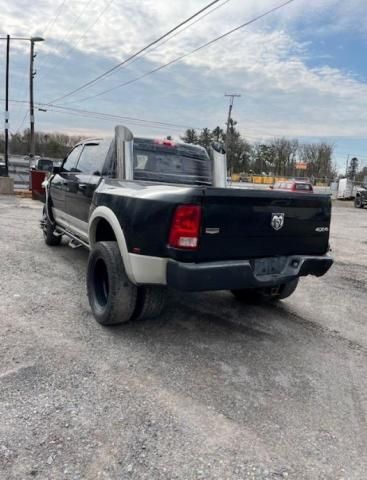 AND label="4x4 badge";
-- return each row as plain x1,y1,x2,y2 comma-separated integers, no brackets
271,213,285,231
